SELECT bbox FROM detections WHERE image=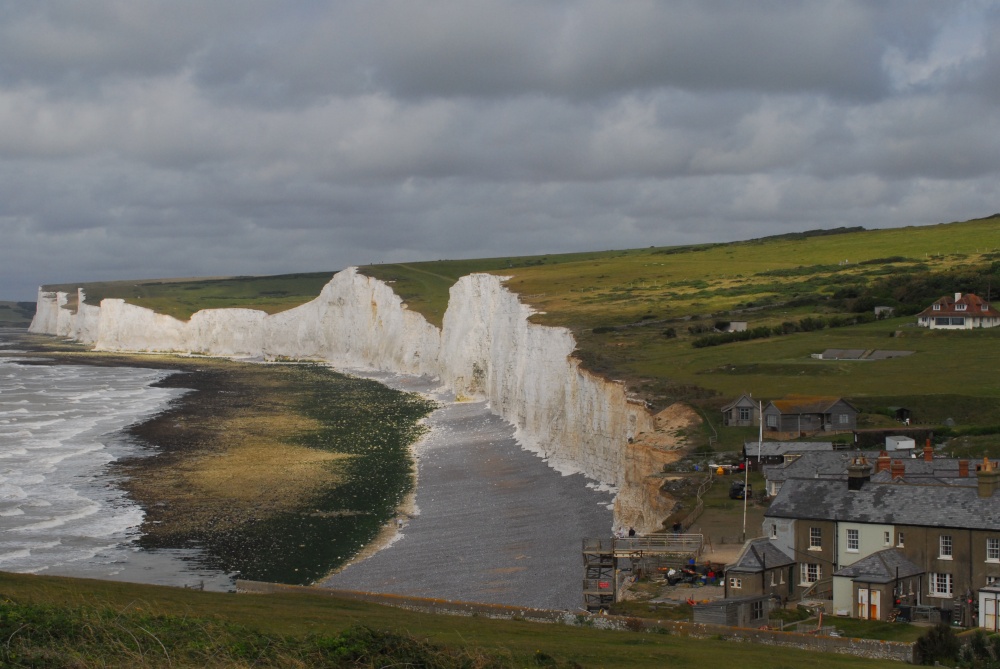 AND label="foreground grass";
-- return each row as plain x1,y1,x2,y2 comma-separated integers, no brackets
0,572,903,668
